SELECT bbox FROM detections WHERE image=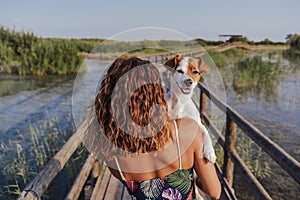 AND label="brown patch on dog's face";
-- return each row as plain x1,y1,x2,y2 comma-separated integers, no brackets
164,54,183,69
188,57,210,82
